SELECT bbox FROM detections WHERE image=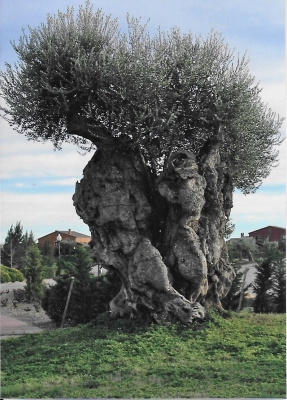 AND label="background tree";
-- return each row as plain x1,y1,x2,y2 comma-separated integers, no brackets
263,243,285,313
227,237,258,262
253,244,285,313
1,223,36,269
55,239,77,258
39,240,55,268
23,243,46,302
271,258,286,313
0,3,283,323
253,259,274,313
